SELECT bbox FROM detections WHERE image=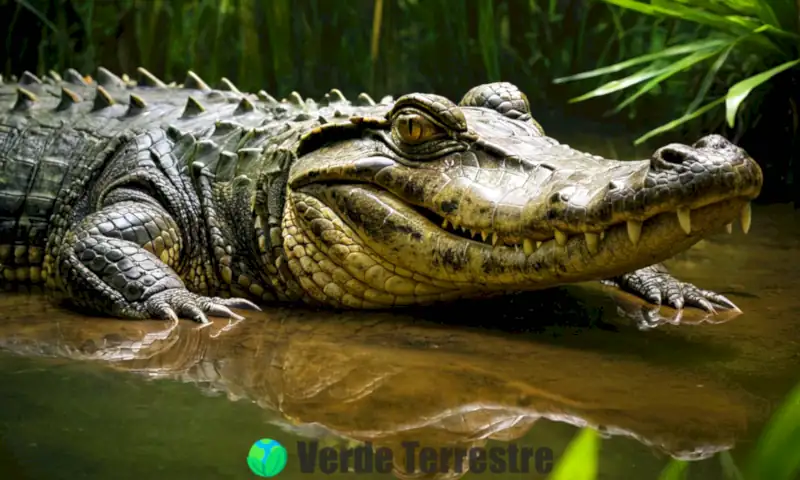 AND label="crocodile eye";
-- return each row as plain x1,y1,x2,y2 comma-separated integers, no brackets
392,111,444,145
